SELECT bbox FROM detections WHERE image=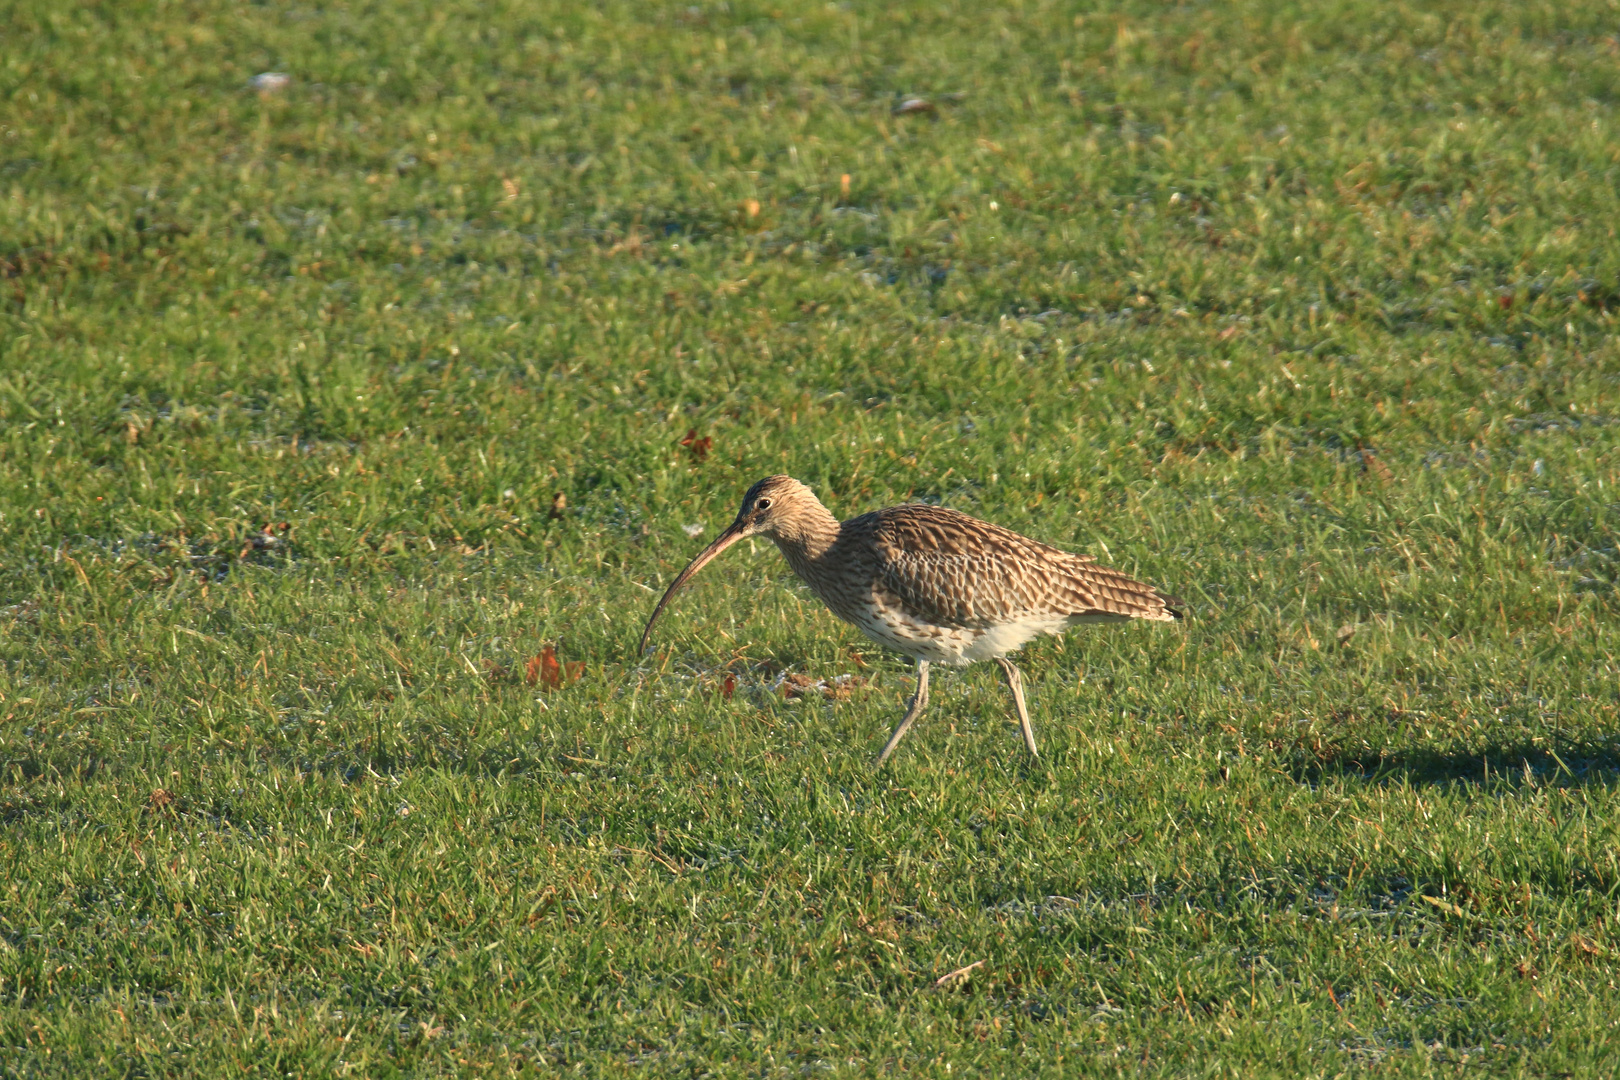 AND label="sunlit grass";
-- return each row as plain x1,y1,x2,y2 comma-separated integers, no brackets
2,0,1618,1075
